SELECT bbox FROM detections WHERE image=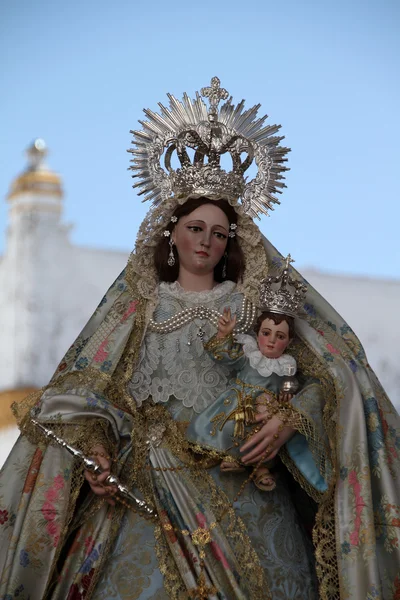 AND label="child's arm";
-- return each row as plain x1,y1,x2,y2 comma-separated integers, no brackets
217,307,237,339
205,307,246,369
